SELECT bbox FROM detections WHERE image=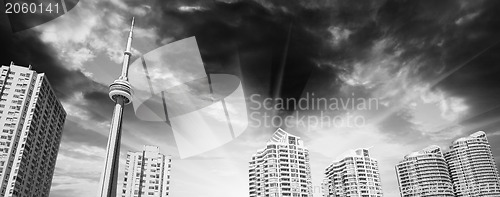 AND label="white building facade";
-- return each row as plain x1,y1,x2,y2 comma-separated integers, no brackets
323,148,383,197
249,128,313,197
396,145,454,197
121,145,172,197
444,131,500,196
0,63,66,196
